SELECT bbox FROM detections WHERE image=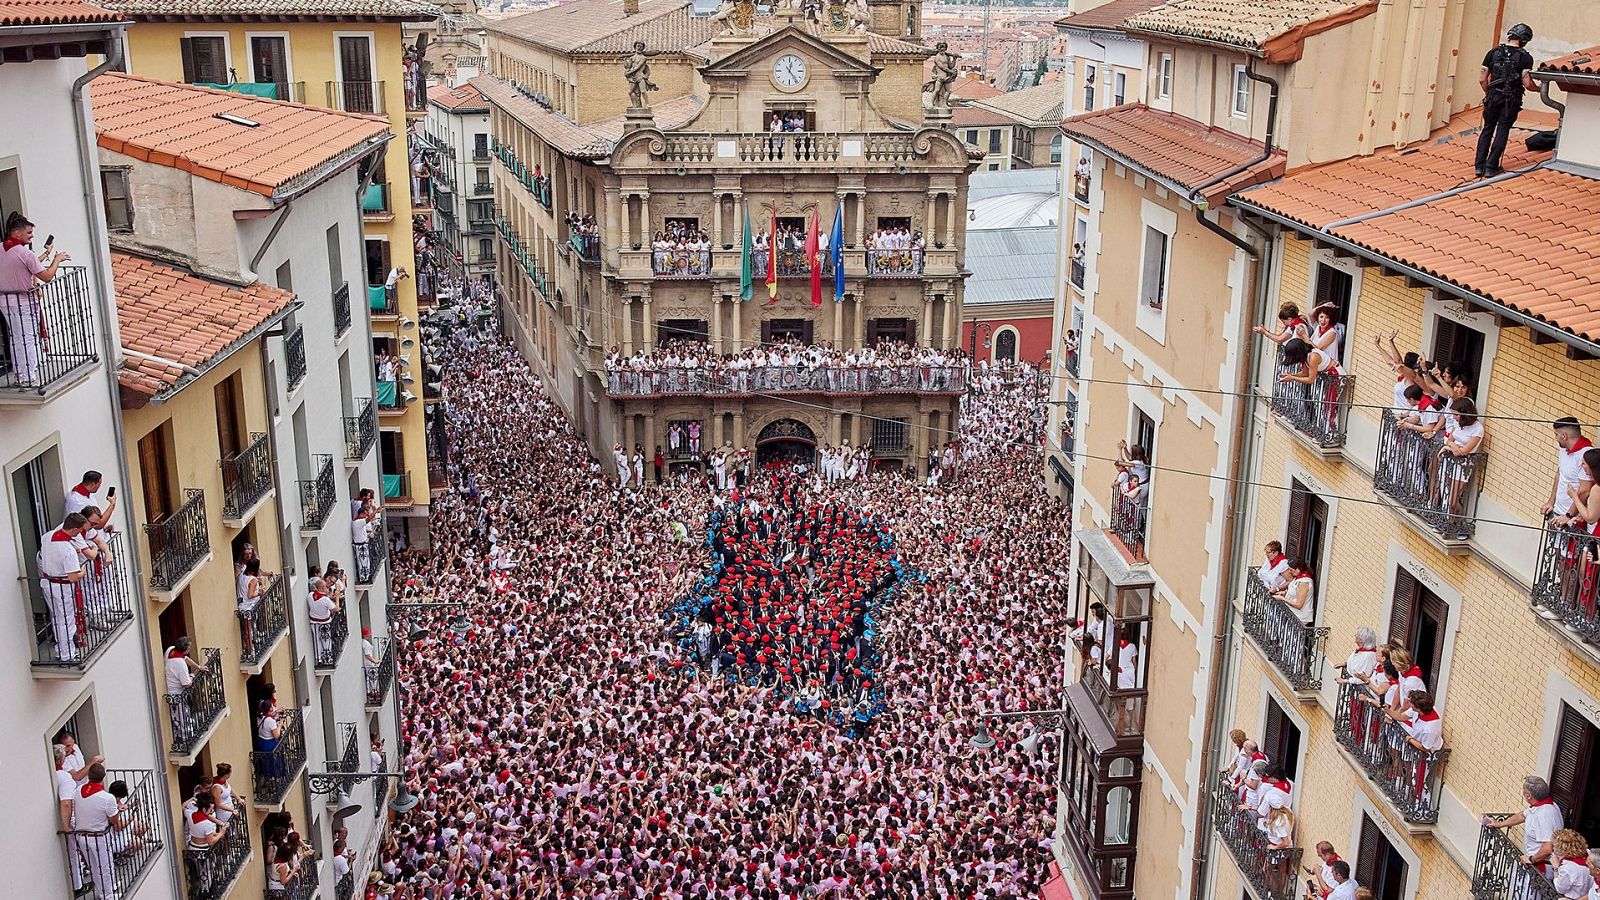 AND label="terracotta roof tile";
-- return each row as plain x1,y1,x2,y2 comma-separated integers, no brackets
96,0,436,20
1235,123,1552,228
1539,46,1600,76
92,72,389,198
112,252,296,406
470,74,701,159
1054,0,1165,33
1124,0,1376,62
953,75,1004,101
1328,168,1600,340
971,80,1063,124
428,81,486,112
486,0,714,54
1061,103,1285,203
0,0,121,26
